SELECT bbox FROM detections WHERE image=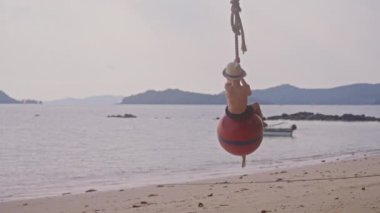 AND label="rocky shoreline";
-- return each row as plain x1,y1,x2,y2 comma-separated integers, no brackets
267,112,380,122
